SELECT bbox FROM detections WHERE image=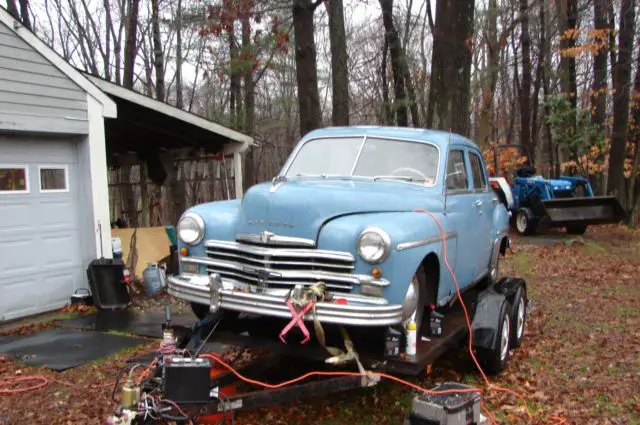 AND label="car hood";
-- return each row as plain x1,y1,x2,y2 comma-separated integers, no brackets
234,179,443,241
